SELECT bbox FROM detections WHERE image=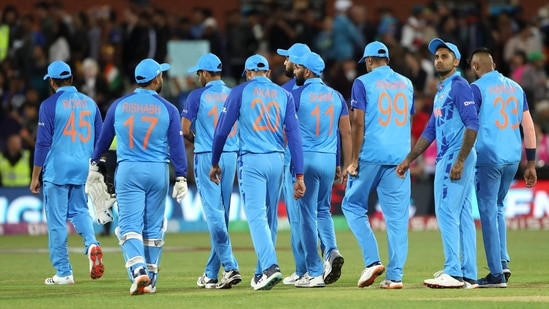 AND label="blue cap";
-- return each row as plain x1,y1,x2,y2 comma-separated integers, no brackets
187,53,222,73
358,41,389,63
43,60,72,80
241,54,270,76
135,58,171,83
428,38,461,60
277,43,311,58
290,51,325,76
